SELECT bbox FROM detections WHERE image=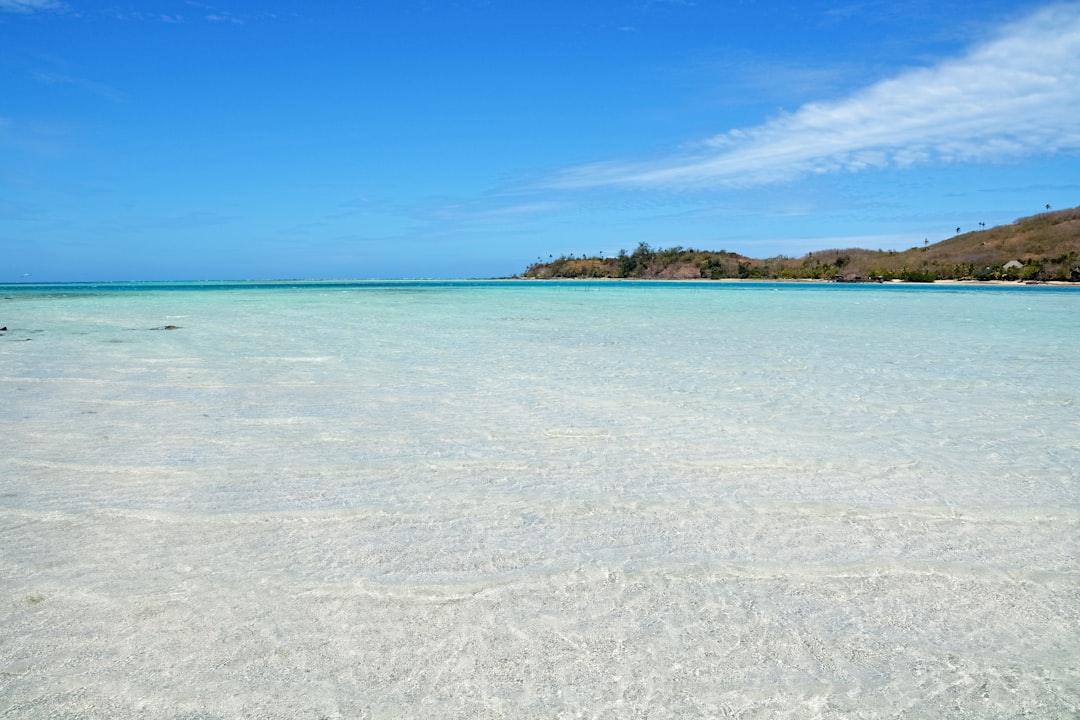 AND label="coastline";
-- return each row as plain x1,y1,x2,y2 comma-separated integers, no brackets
509,275,1079,286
